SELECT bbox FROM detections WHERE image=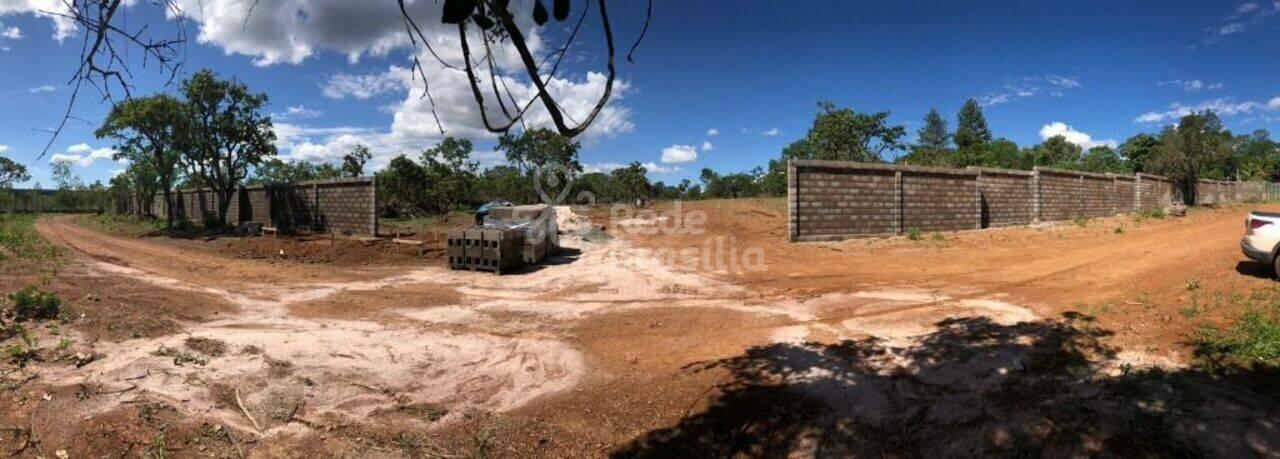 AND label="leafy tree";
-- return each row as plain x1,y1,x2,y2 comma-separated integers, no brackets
796,101,906,162
422,137,478,211
0,155,30,188
96,95,189,229
342,144,372,178
495,128,583,175
250,159,342,185
1080,146,1128,173
51,160,81,191
1023,135,1082,170
610,162,650,202
954,99,992,150
117,150,161,218
1119,133,1160,174
181,69,278,226
700,168,760,199
1230,130,1280,181
1149,111,1233,204
375,155,430,216
901,108,953,167
759,158,788,197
